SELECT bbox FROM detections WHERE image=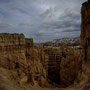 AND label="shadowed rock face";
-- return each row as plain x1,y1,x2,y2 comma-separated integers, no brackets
81,0,90,89
81,0,90,60
25,38,33,47
44,48,61,84
81,0,90,66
